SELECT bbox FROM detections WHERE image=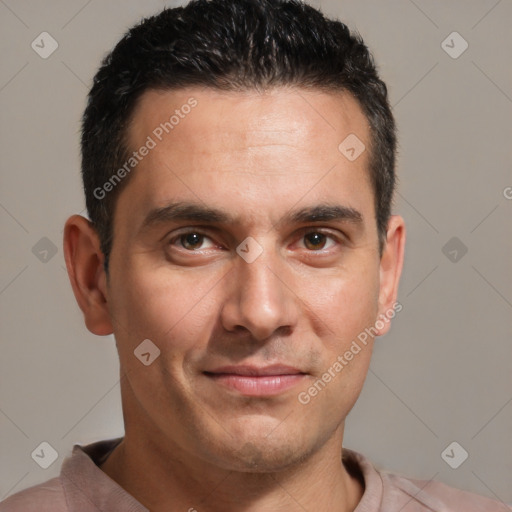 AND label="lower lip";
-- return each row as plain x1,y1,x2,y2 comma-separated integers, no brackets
205,373,305,396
